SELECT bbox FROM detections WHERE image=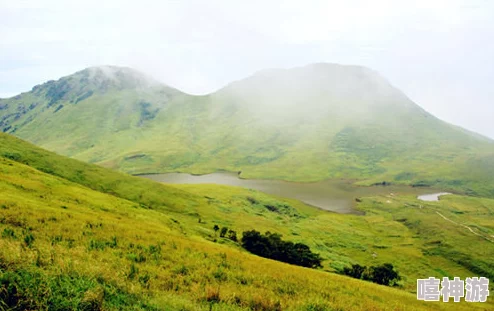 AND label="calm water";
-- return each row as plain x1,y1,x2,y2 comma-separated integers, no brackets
139,172,440,214
417,192,452,202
